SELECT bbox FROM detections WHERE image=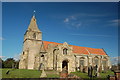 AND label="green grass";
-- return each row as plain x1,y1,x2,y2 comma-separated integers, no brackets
47,74,59,78
100,70,114,78
71,71,89,79
1,68,42,78
71,70,114,79
1,68,59,78
45,70,60,78
1,68,114,79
